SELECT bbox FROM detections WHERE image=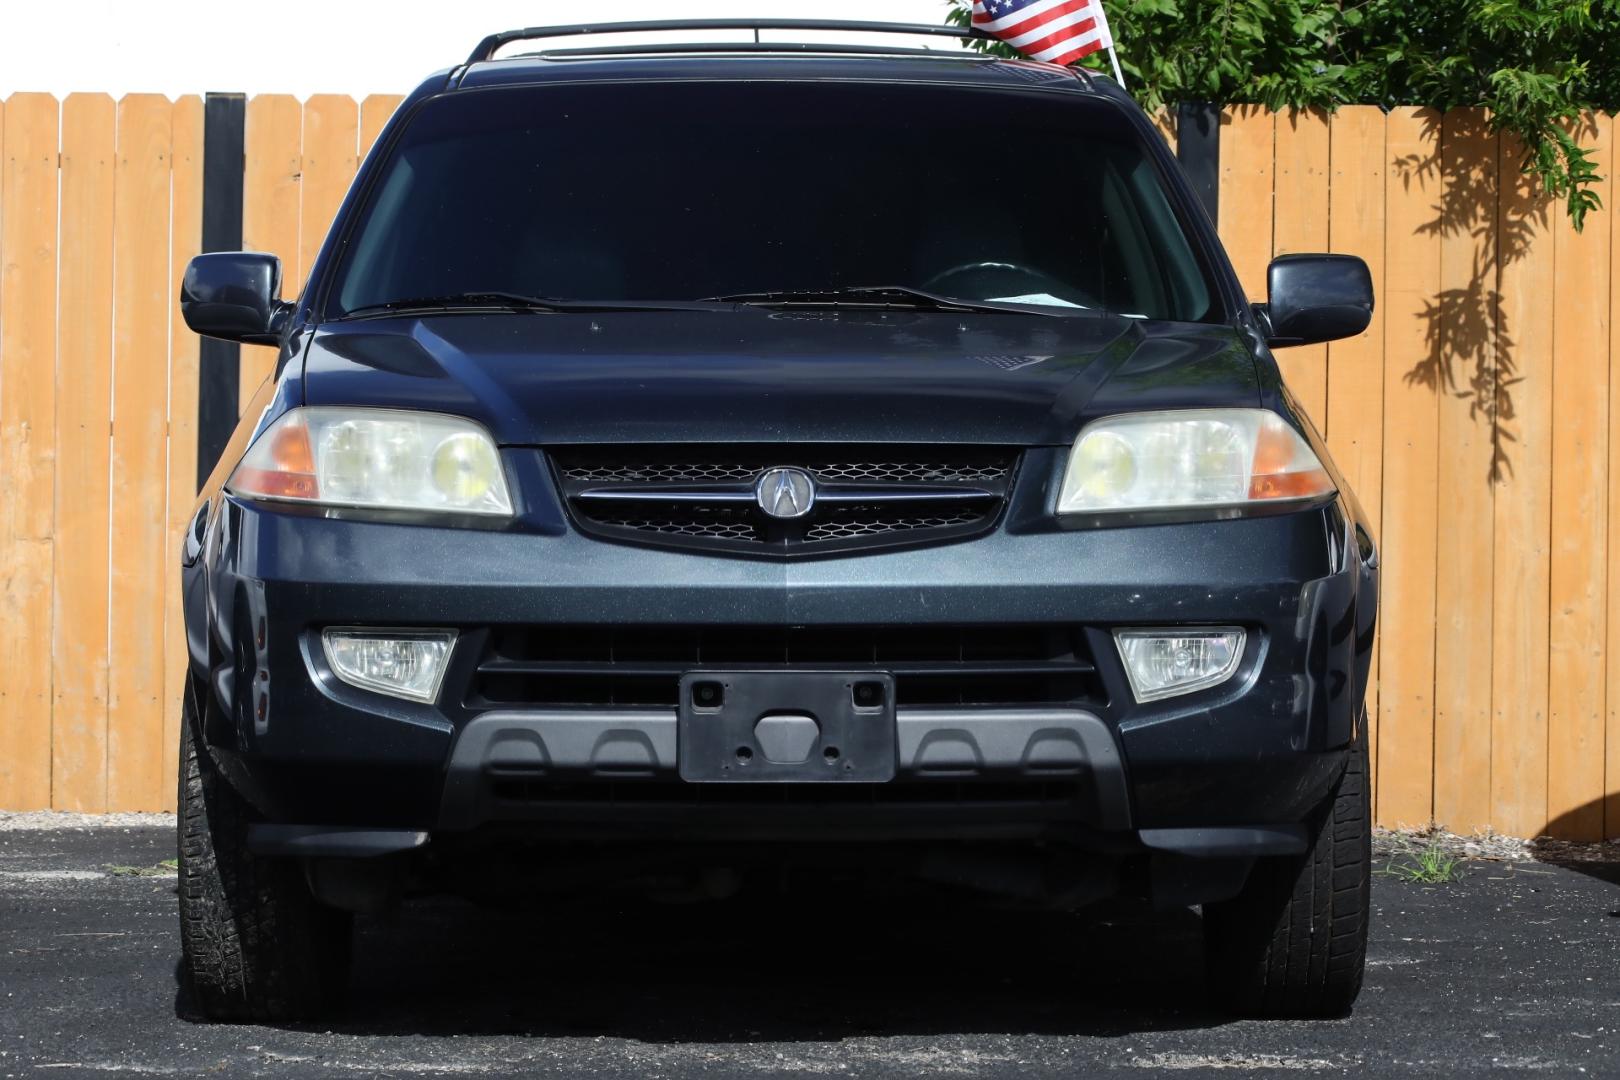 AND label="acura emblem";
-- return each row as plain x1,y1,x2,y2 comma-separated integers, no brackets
755,467,816,520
